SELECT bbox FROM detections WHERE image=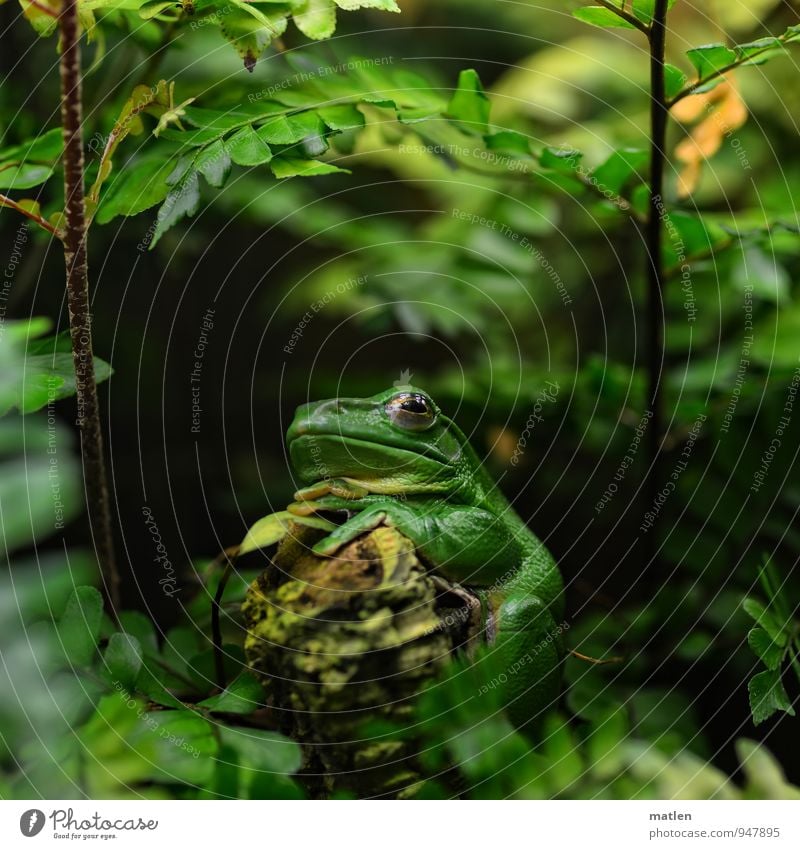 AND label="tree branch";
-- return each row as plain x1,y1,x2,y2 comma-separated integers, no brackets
0,193,62,237
59,0,121,614
643,0,669,562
